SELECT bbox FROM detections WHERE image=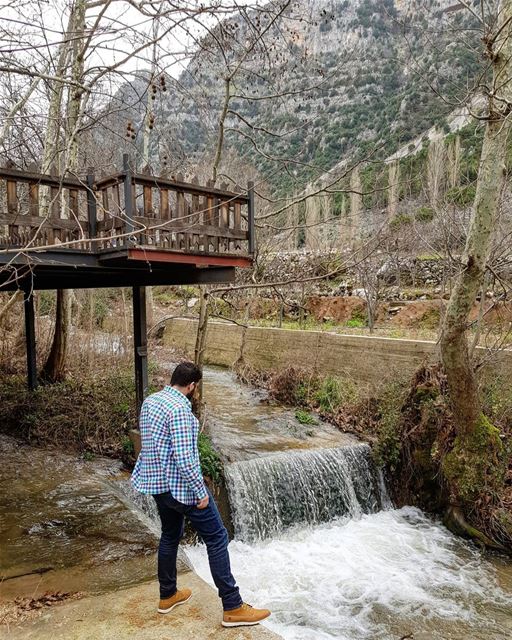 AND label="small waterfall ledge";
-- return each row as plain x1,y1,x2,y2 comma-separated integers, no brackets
224,443,390,541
